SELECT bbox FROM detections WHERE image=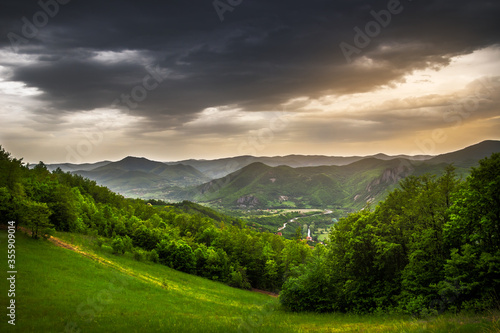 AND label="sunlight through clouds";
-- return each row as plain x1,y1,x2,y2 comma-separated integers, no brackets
1,1,499,162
